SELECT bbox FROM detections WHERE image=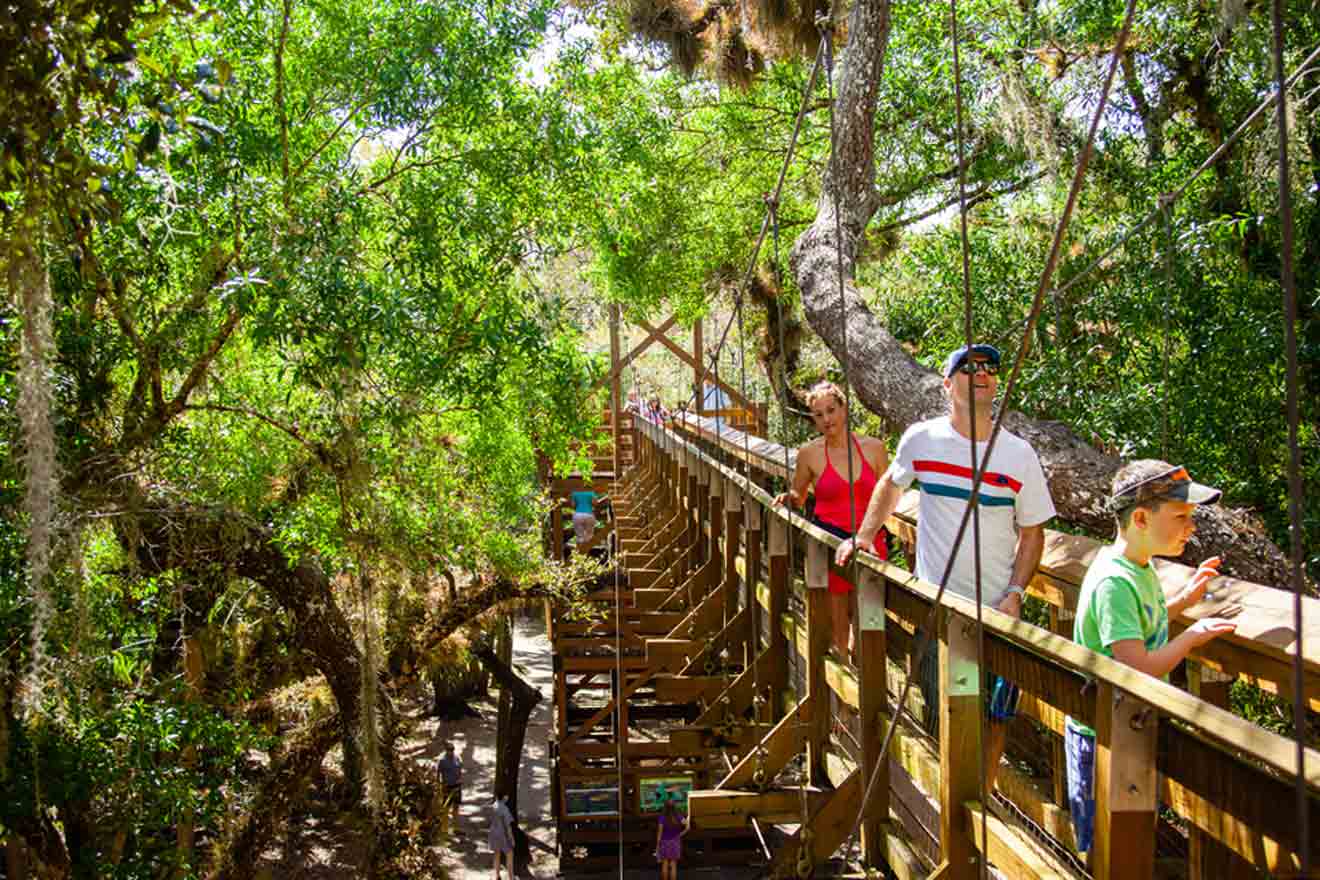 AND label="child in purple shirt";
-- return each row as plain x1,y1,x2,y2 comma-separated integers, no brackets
654,797,687,879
